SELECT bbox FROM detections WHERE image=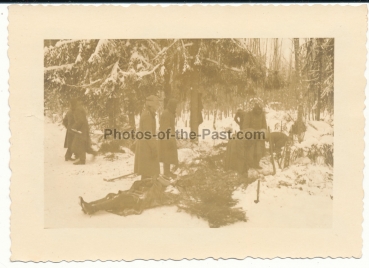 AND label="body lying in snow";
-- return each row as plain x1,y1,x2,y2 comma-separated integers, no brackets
79,176,178,216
